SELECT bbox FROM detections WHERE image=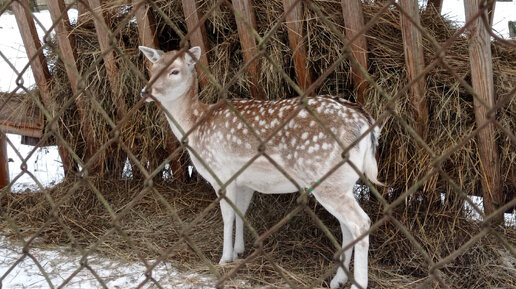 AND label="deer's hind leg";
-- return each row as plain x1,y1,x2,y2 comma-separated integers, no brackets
313,181,370,289
234,187,254,260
